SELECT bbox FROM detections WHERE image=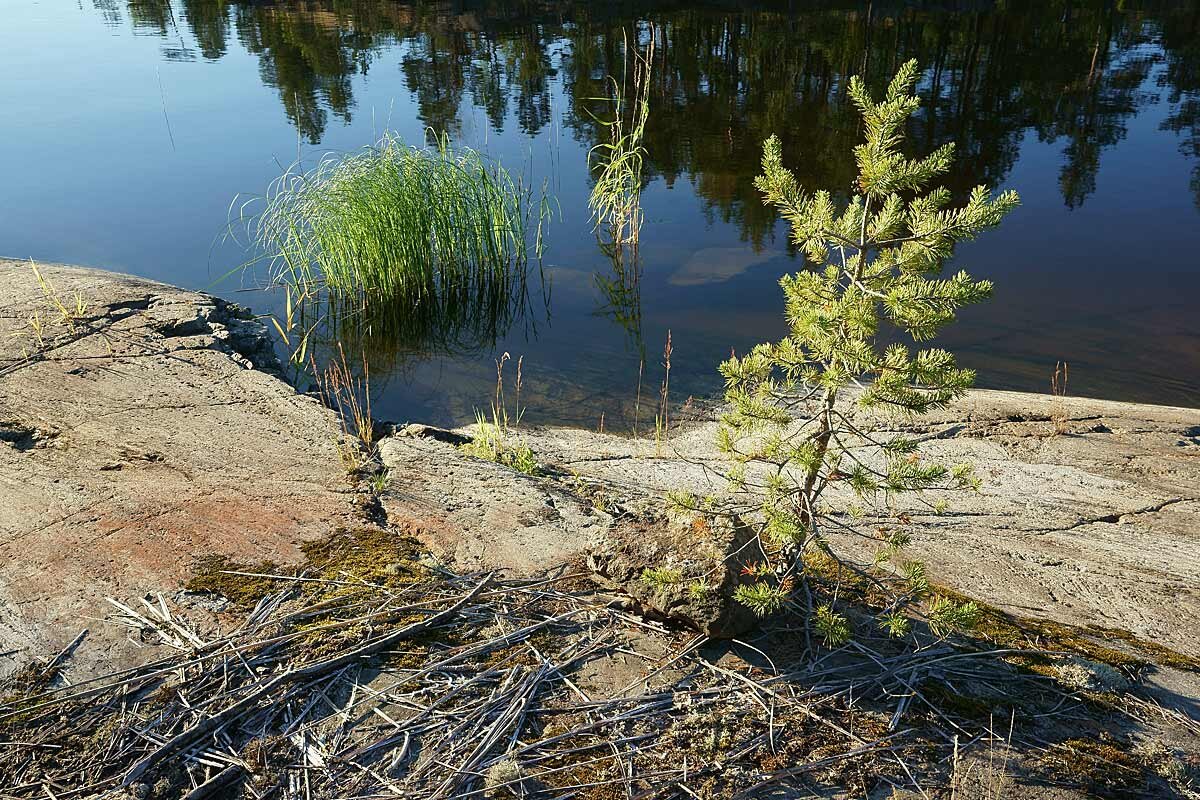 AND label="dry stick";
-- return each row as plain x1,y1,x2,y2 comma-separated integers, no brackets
695,656,863,744
436,667,548,797
180,765,244,800
291,615,587,766
727,735,908,800
42,629,88,676
121,576,491,786
0,588,440,723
